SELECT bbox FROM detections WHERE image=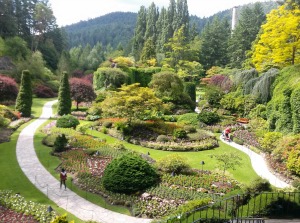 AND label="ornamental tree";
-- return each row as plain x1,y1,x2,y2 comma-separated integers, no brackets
70,78,96,110
0,75,18,102
100,83,164,122
252,4,300,71
15,70,32,117
57,71,71,116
